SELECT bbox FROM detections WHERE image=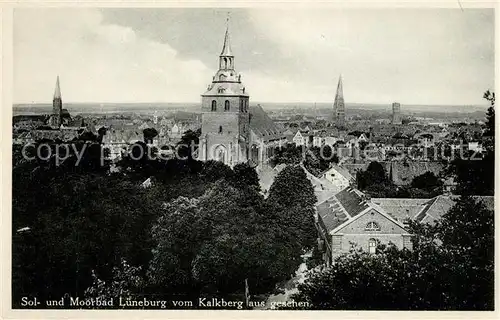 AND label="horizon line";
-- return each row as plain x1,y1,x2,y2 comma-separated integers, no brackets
12,101,490,108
